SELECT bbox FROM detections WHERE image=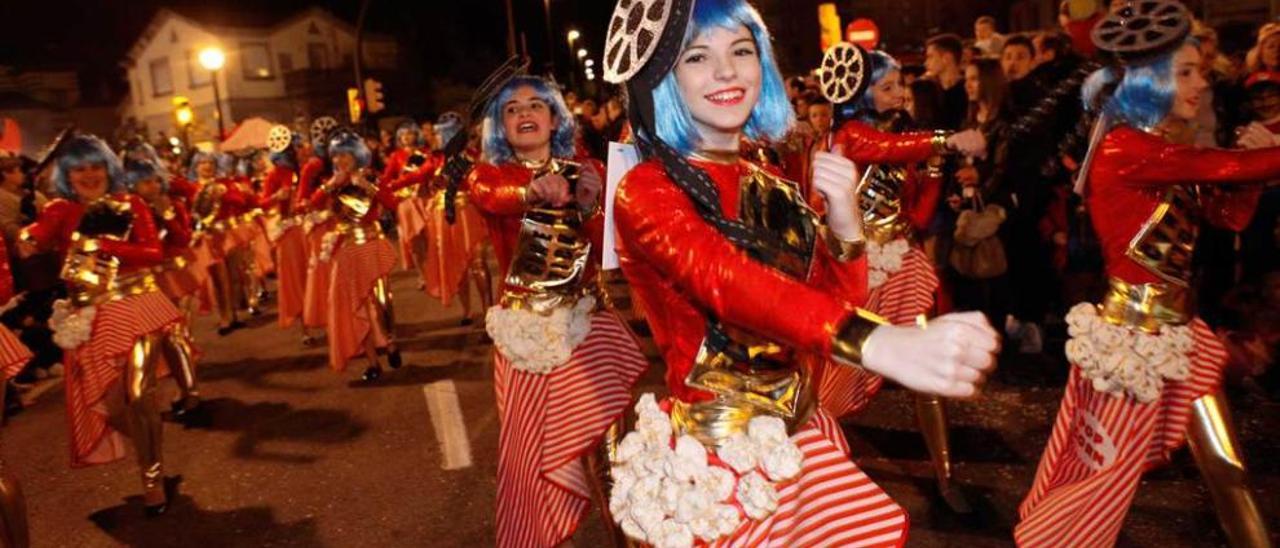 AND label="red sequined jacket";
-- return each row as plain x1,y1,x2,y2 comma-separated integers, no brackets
260,166,298,216
614,158,869,402
1087,126,1277,285
829,120,944,229
467,157,606,281
21,194,163,273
